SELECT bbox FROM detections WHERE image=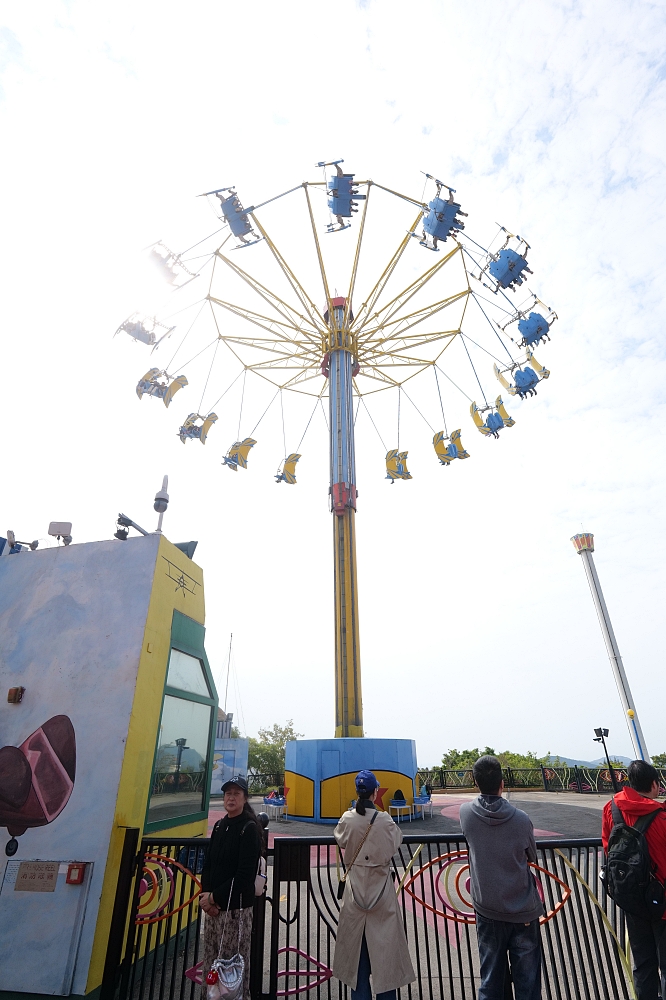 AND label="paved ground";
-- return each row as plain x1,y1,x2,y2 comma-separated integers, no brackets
209,790,613,842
